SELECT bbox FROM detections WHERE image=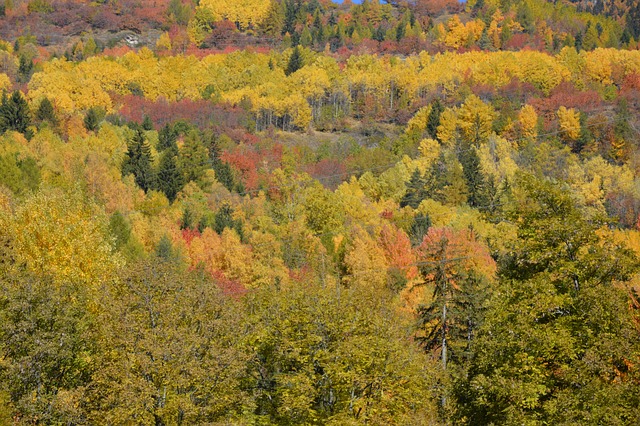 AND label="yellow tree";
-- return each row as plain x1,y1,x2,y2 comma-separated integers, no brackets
197,0,272,29
456,94,497,146
557,106,580,142
0,187,121,288
518,104,538,141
